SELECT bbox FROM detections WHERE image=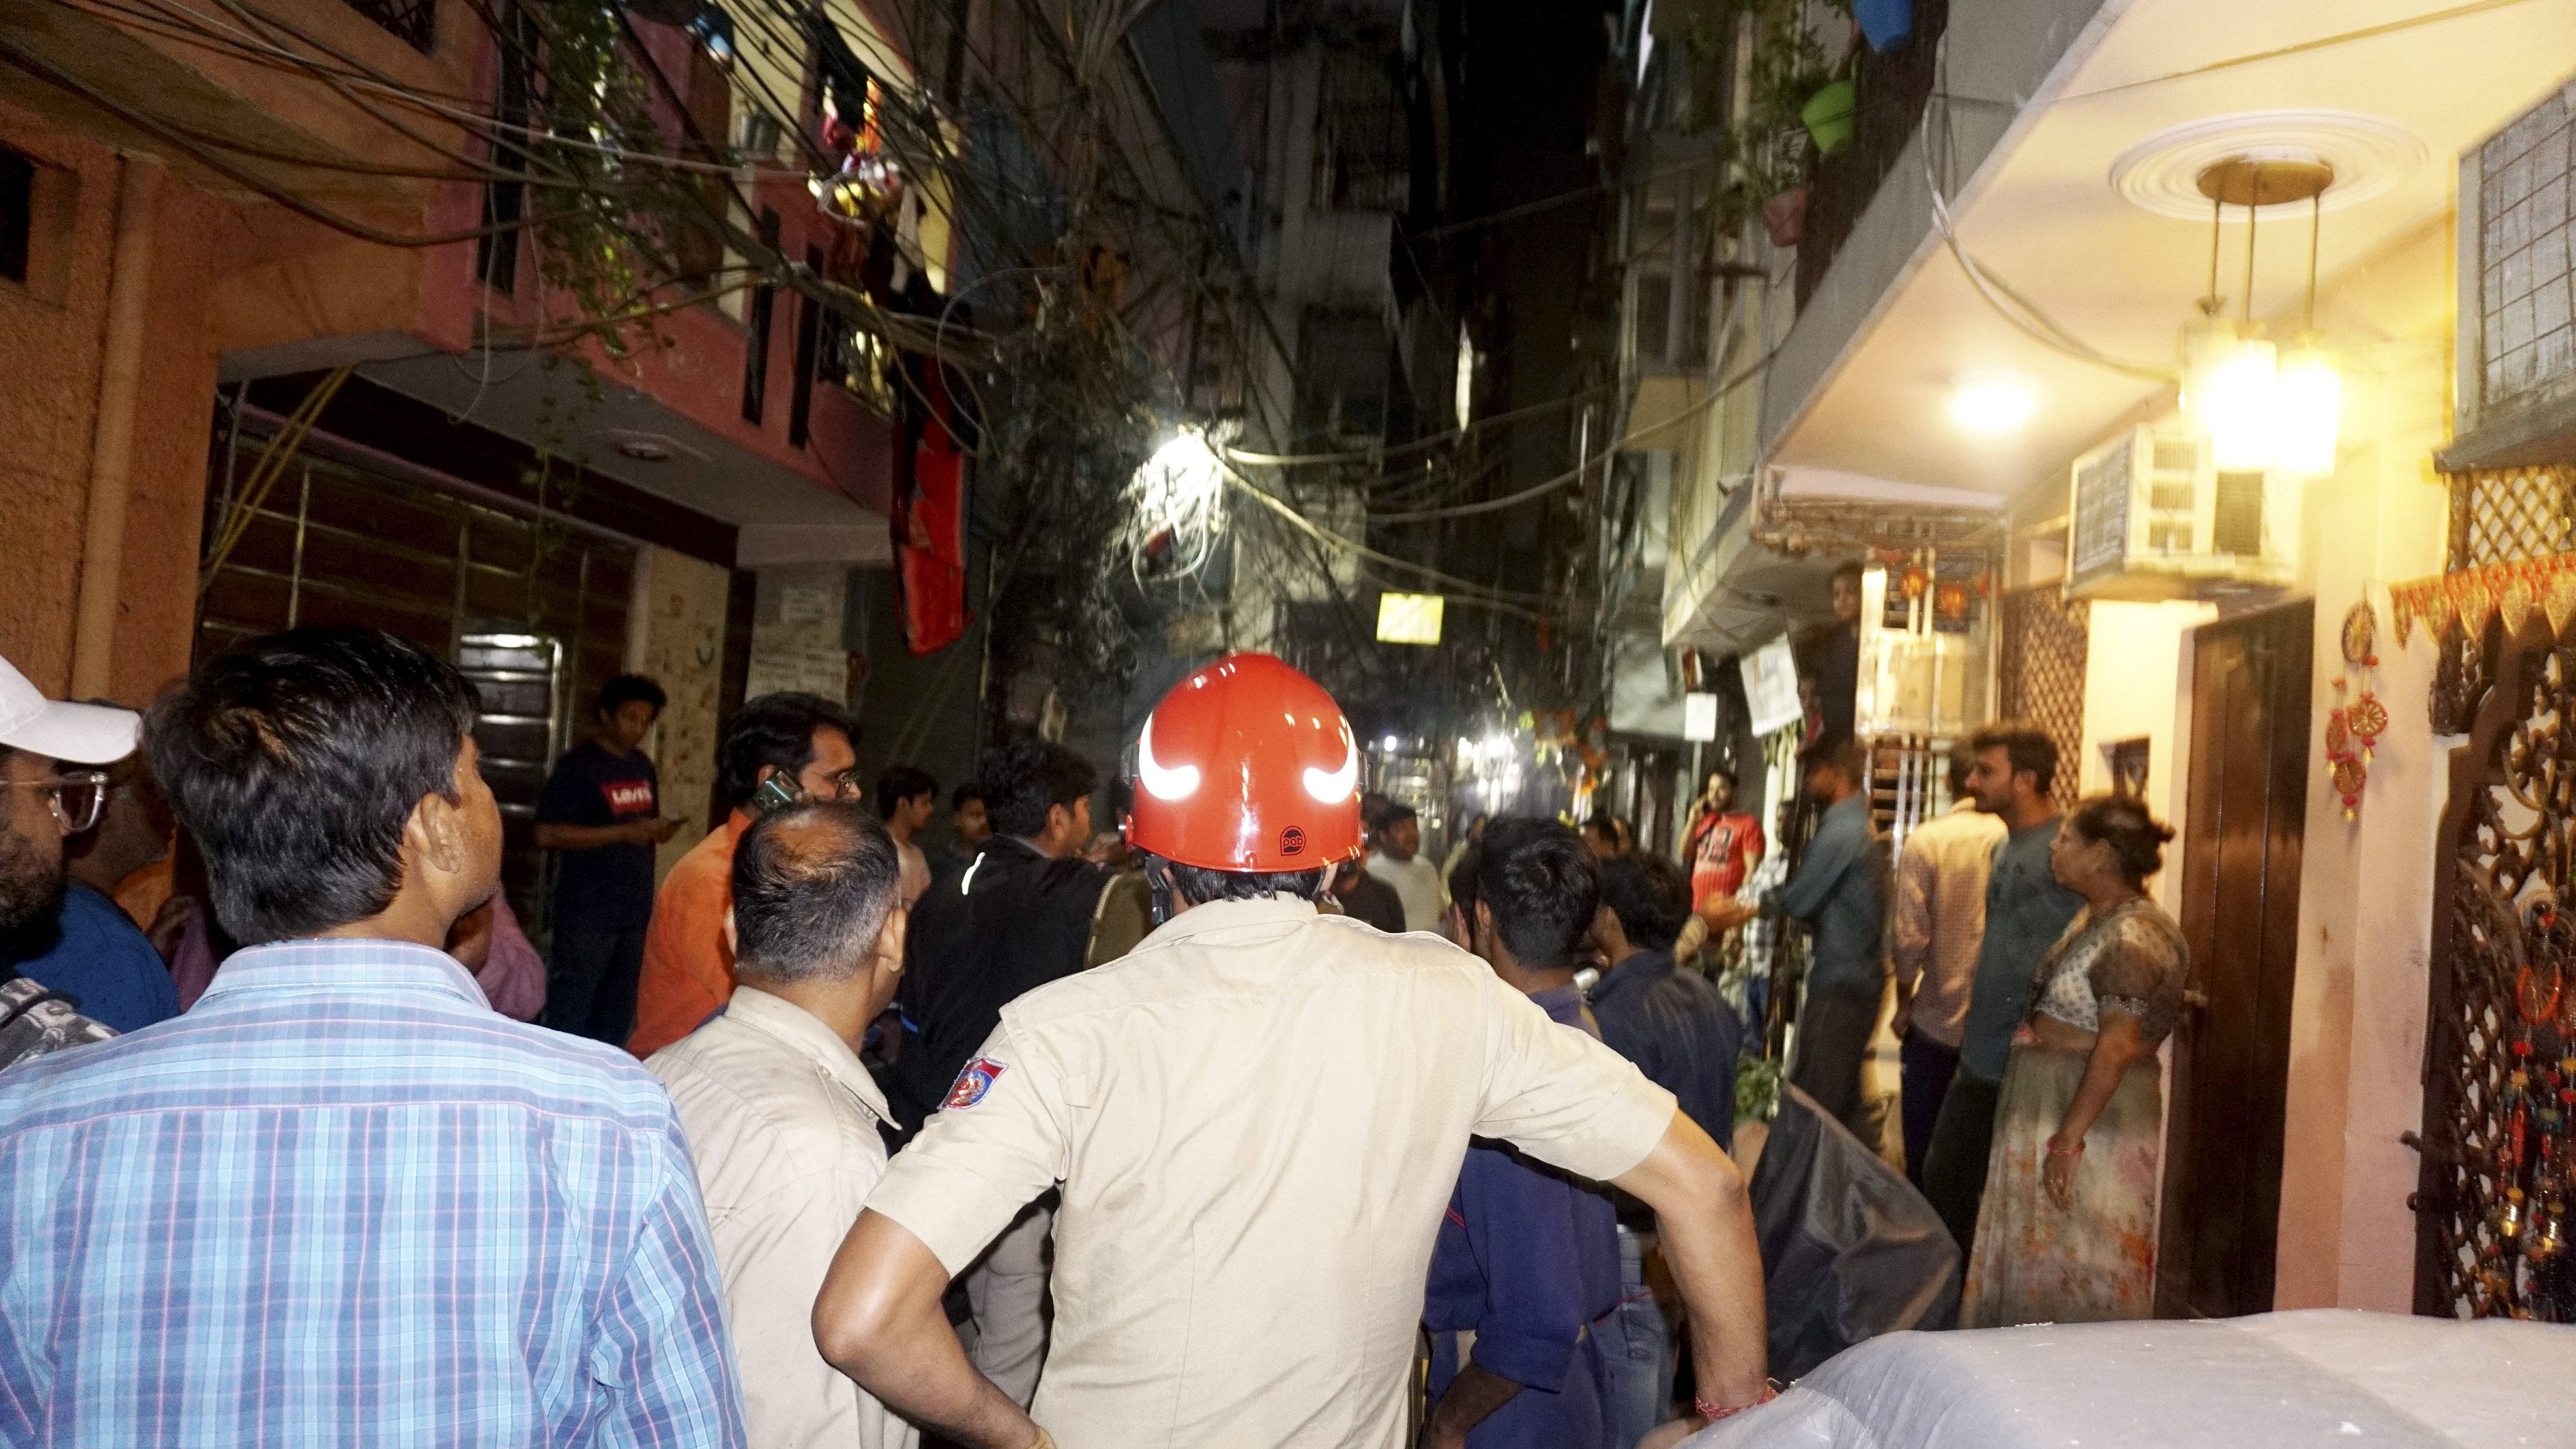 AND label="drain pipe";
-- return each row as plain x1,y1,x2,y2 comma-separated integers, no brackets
71,153,163,700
